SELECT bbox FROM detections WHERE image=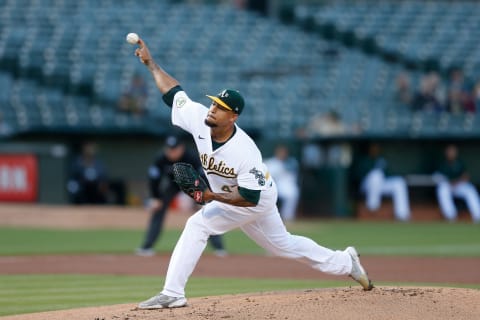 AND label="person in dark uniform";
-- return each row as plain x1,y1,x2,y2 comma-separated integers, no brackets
135,134,226,256
67,142,109,205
